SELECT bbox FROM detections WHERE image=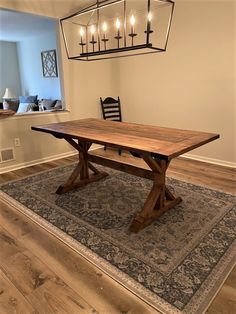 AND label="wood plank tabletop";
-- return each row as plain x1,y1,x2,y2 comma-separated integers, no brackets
32,118,219,160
